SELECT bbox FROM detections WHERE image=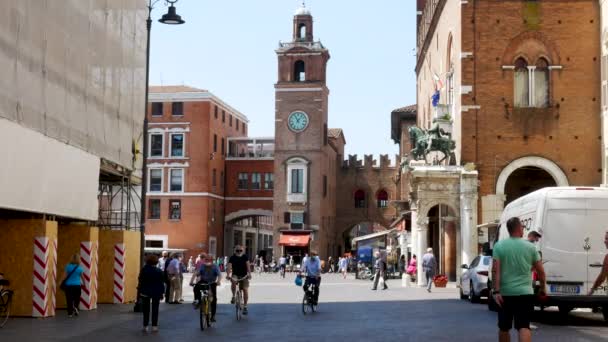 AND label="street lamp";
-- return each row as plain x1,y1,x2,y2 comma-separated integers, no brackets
136,0,185,311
